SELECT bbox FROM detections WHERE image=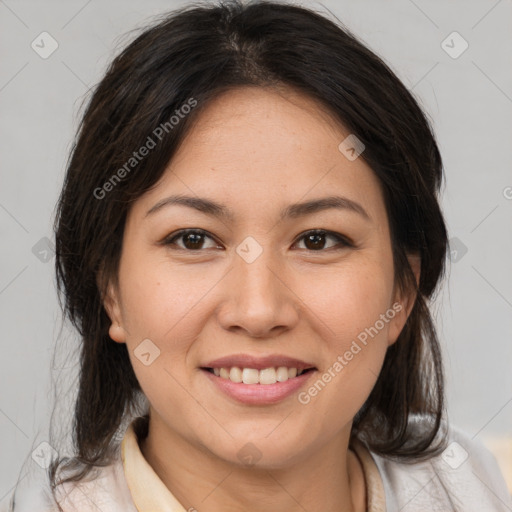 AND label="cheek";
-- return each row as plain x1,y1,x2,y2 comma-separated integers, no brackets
119,255,215,344
298,293,392,431
117,259,202,412
306,257,395,345
295,258,394,409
